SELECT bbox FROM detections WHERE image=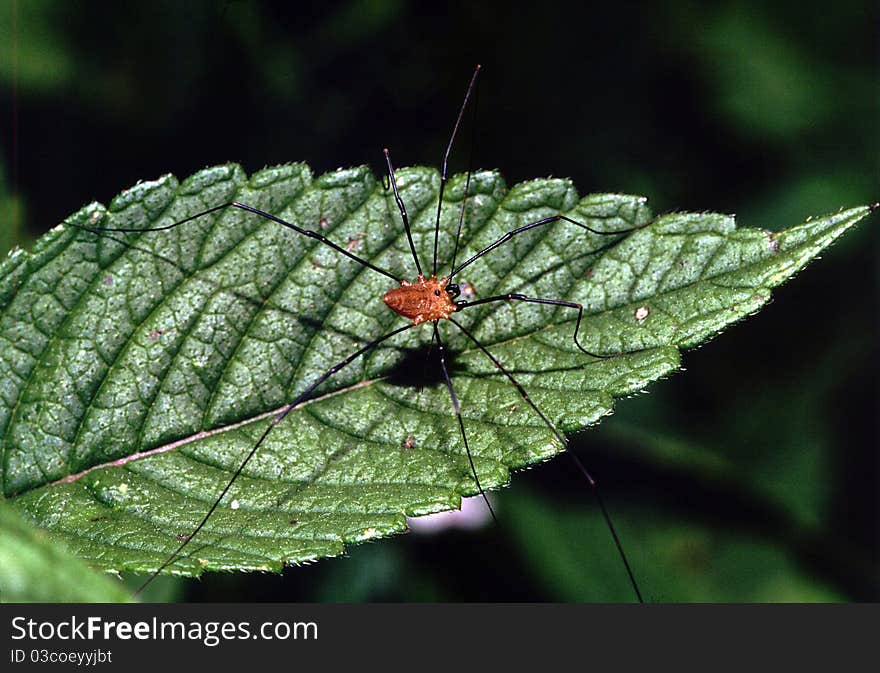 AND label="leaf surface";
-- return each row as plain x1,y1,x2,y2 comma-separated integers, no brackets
0,163,872,575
